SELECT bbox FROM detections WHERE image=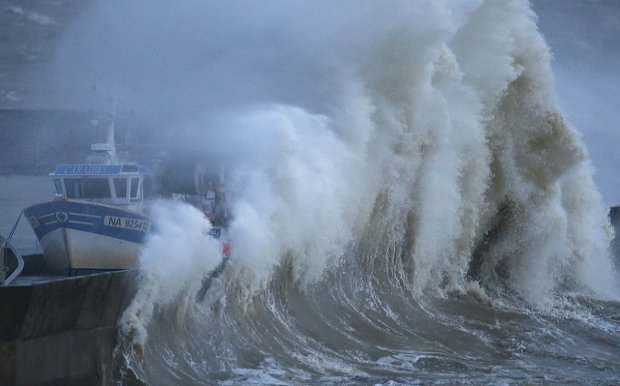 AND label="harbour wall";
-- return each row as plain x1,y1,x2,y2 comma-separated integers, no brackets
0,269,139,385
